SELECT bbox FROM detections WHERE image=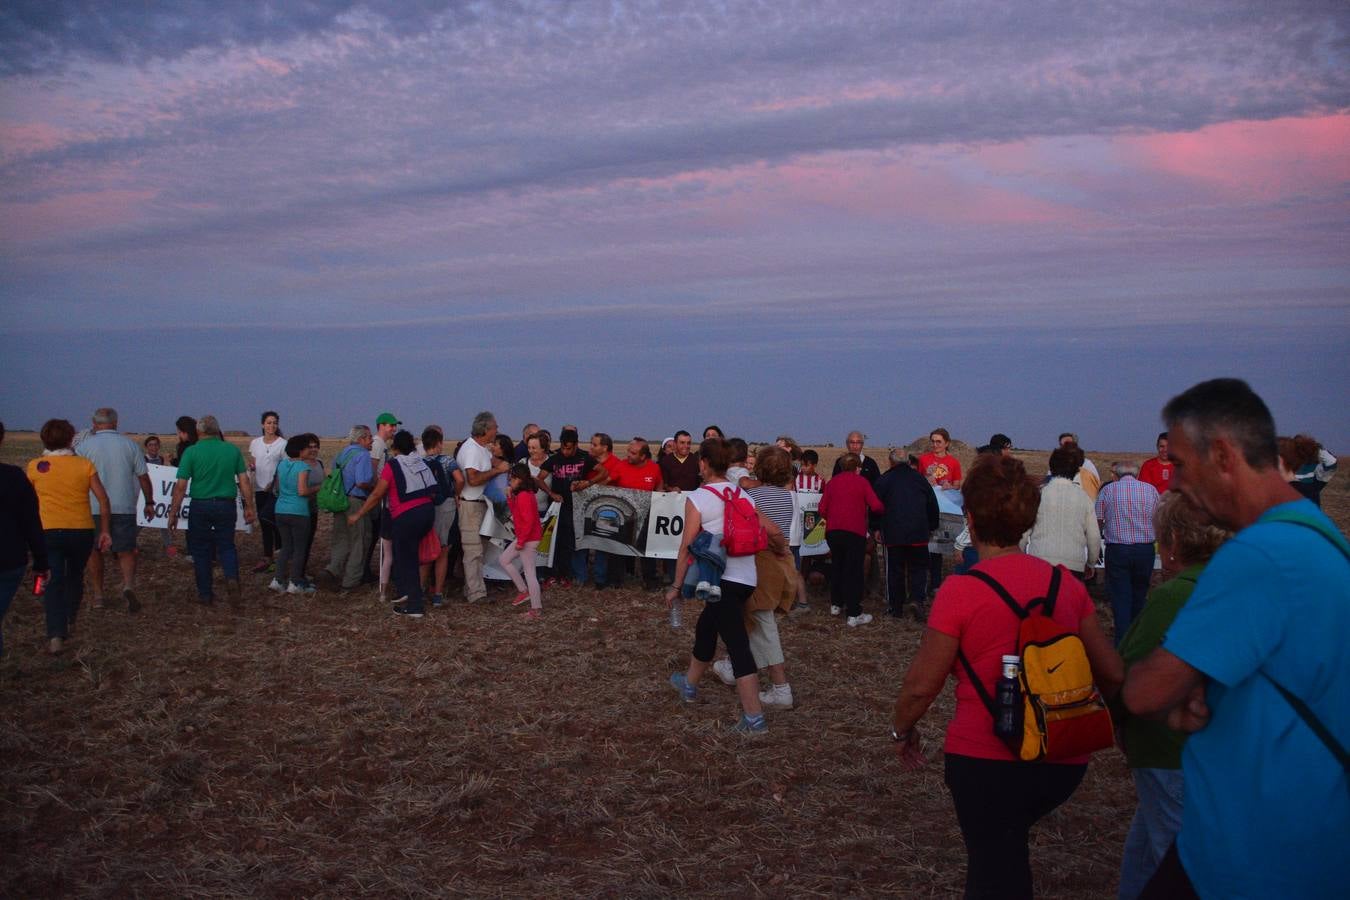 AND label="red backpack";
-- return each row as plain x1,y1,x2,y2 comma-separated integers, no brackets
701,485,768,557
